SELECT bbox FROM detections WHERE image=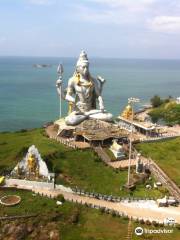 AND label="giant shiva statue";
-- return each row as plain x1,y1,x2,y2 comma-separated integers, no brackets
56,51,113,126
